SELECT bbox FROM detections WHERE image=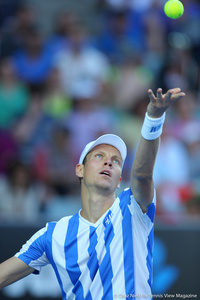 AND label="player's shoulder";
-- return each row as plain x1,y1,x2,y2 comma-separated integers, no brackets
44,214,75,232
115,187,132,211
118,187,132,200
55,214,75,225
